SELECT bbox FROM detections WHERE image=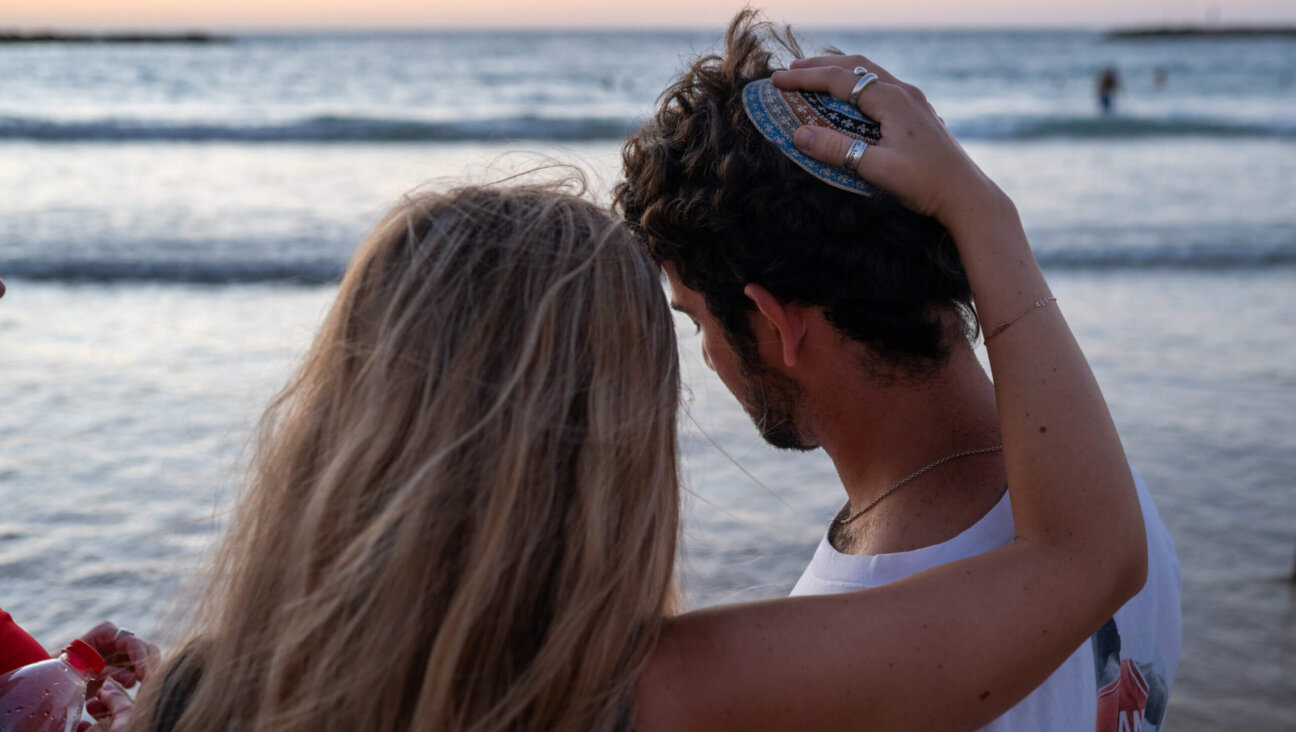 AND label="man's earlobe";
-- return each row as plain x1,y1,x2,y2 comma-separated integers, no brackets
743,283,808,368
